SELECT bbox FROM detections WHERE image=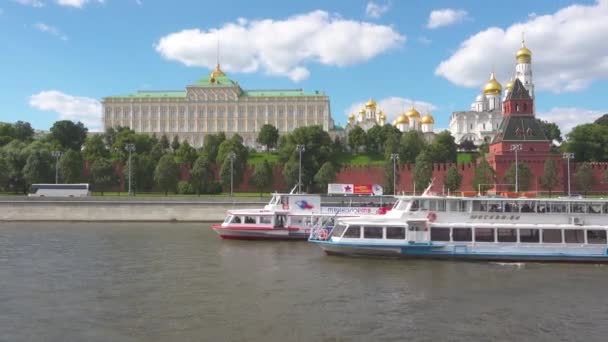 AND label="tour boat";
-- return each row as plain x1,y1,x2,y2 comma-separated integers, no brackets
212,190,392,240
309,185,608,263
